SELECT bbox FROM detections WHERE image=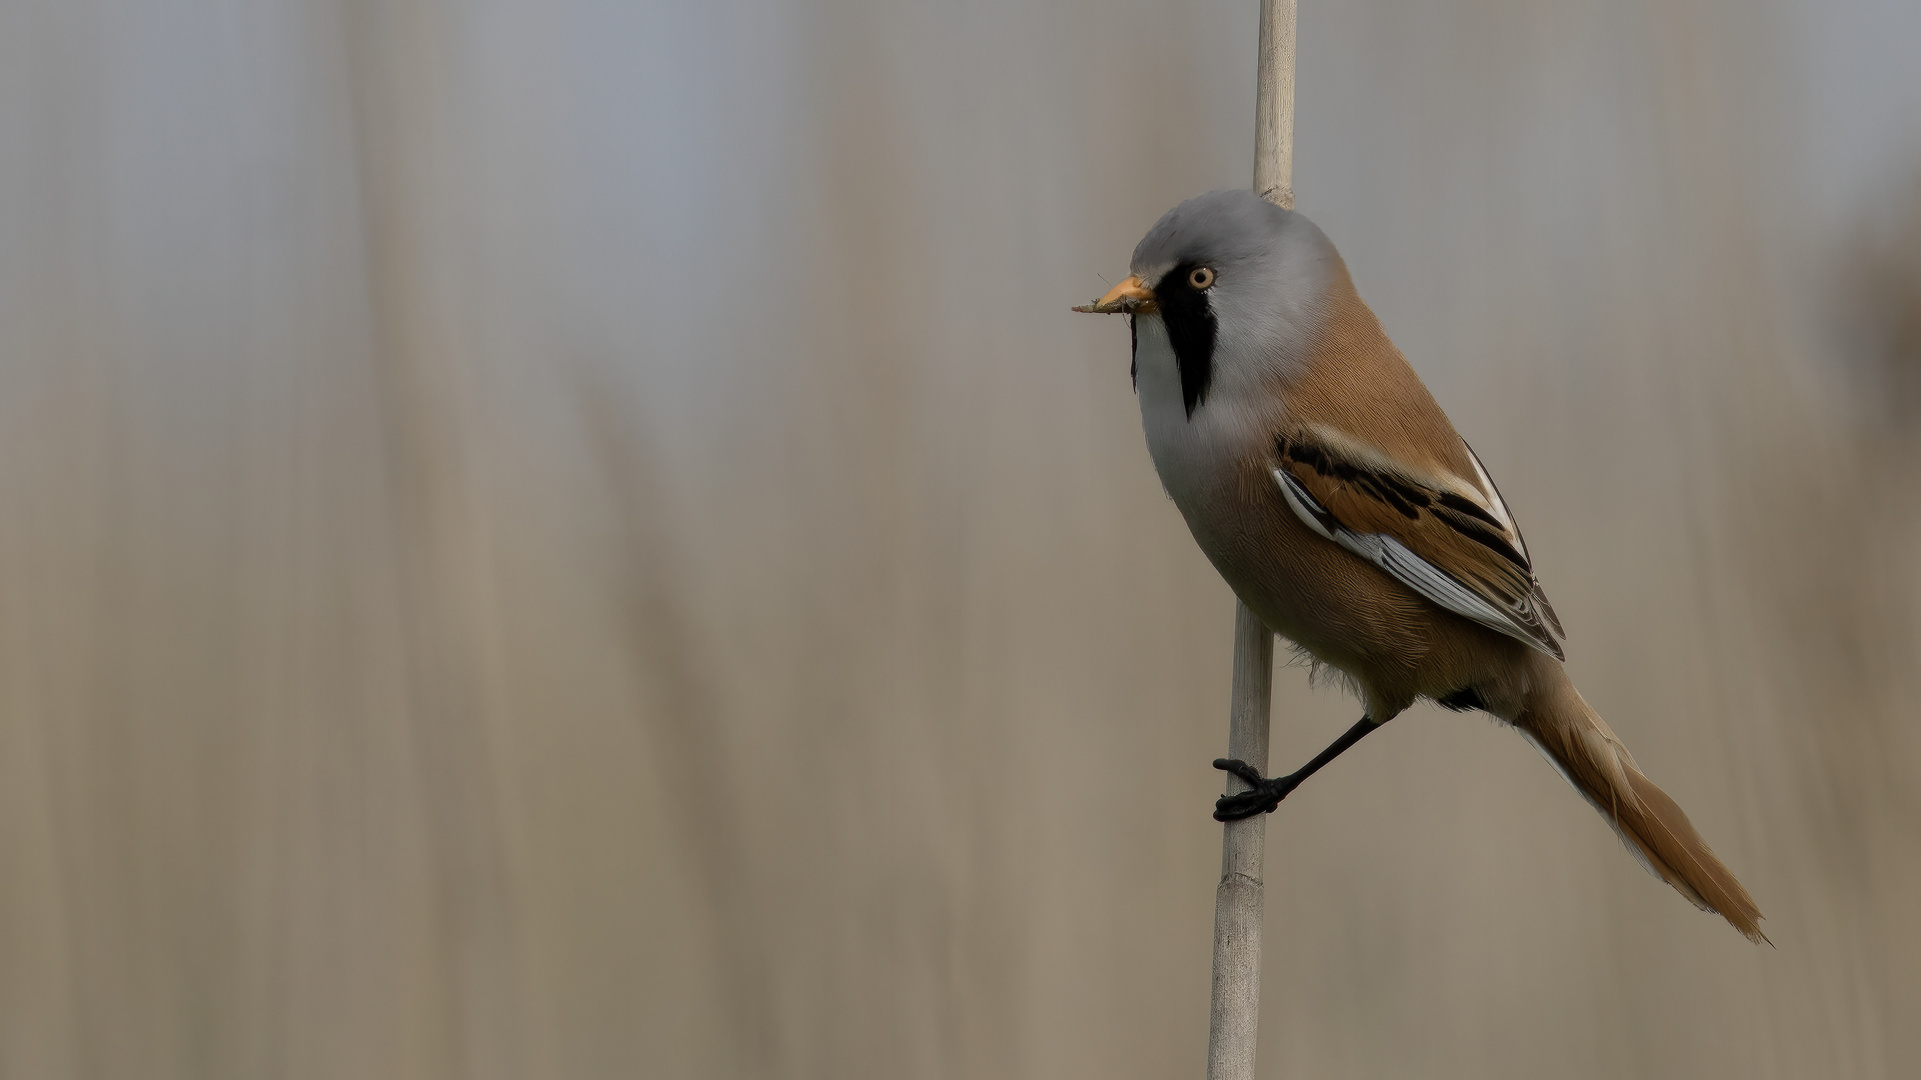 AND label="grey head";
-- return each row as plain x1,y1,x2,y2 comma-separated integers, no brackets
1125,189,1338,417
